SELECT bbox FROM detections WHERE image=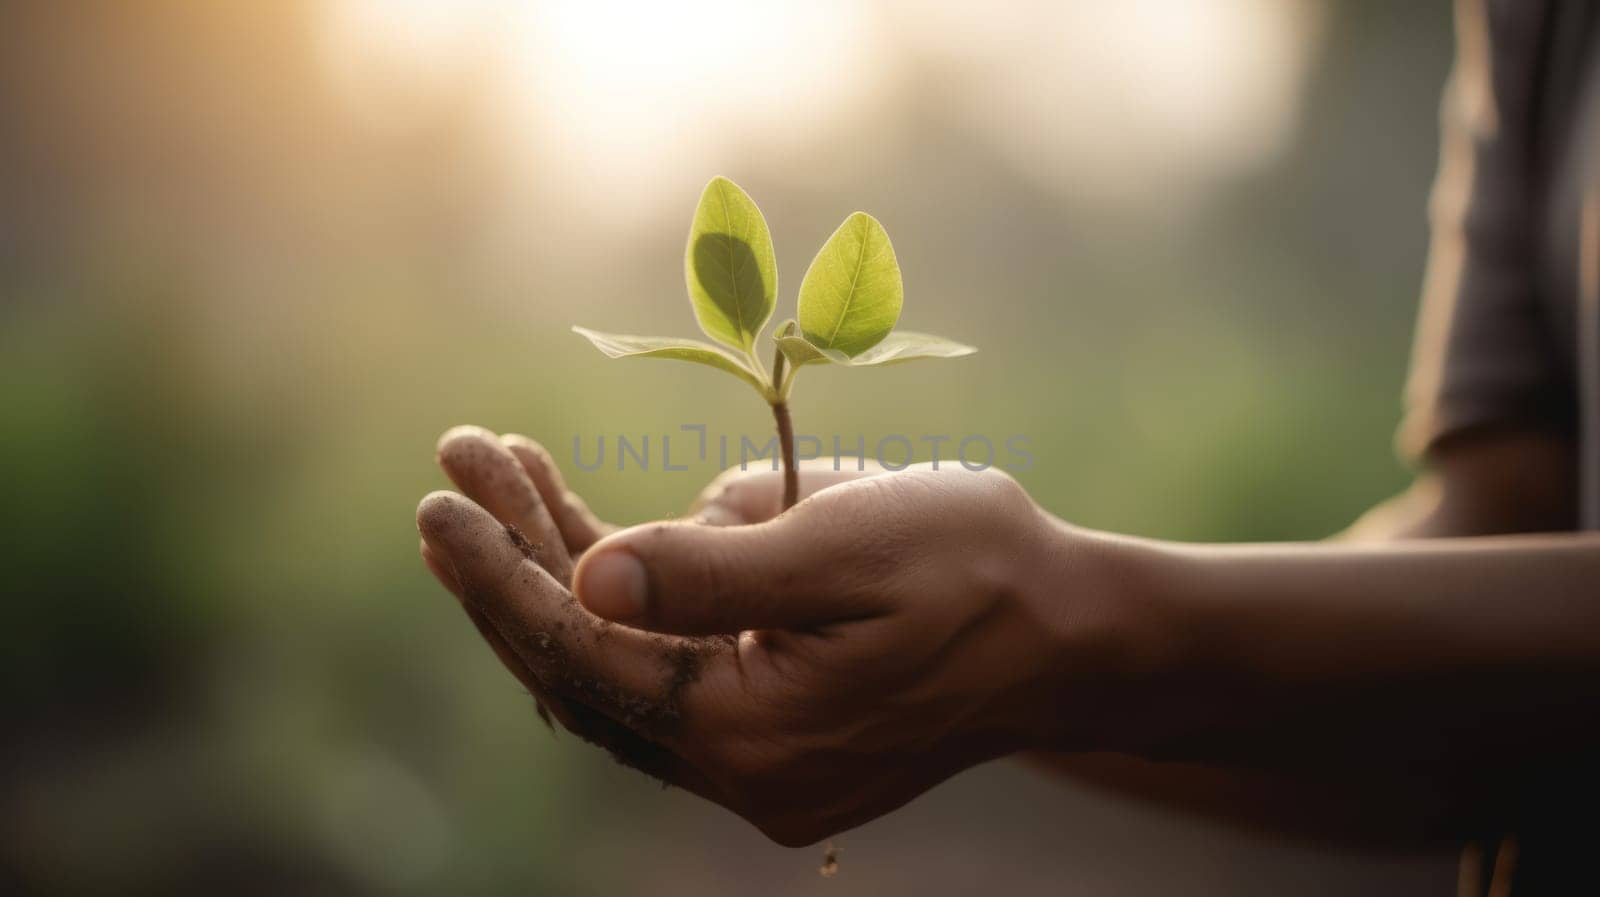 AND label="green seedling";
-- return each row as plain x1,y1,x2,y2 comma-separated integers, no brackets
574,176,975,510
